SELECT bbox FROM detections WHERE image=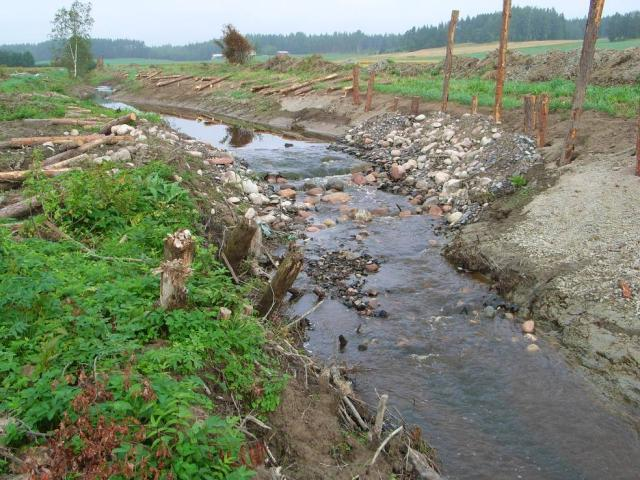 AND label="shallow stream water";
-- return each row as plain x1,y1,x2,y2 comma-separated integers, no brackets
99,90,640,479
